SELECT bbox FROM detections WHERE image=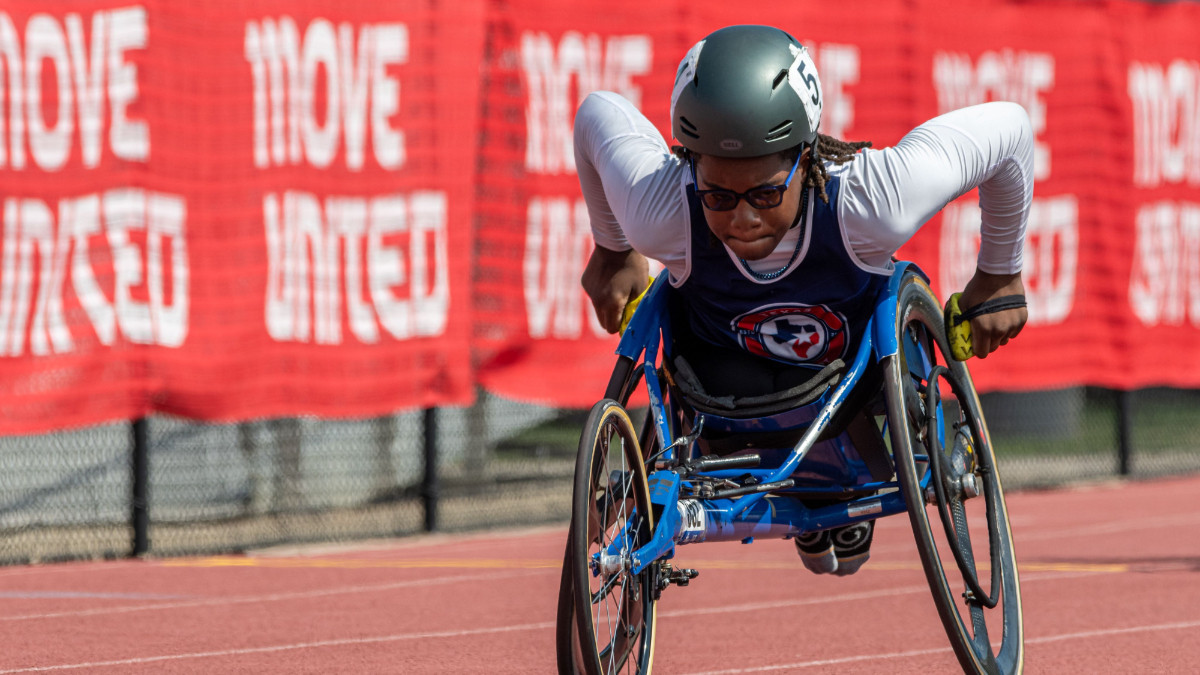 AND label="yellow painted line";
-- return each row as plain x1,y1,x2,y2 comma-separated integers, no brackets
1019,561,1130,573
665,560,926,572
677,560,1131,573
160,558,560,570
160,557,1130,574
